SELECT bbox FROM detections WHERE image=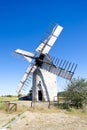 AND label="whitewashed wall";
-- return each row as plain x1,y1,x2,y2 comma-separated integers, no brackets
32,68,57,101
